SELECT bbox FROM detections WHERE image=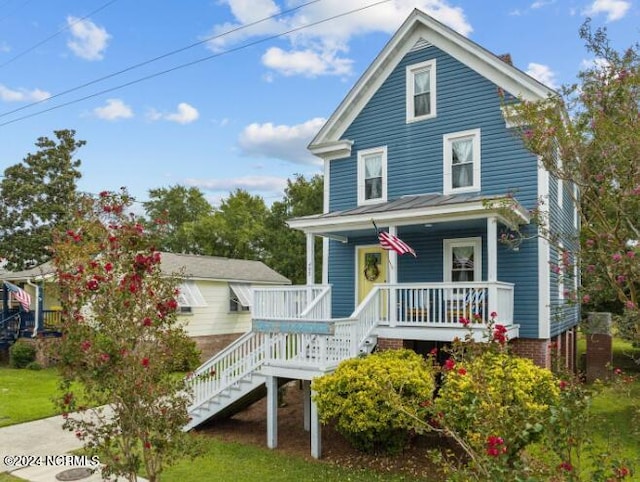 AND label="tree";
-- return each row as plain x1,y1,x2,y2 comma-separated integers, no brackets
53,189,199,482
183,189,269,260
512,21,640,347
142,185,213,253
0,129,84,270
264,174,323,284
